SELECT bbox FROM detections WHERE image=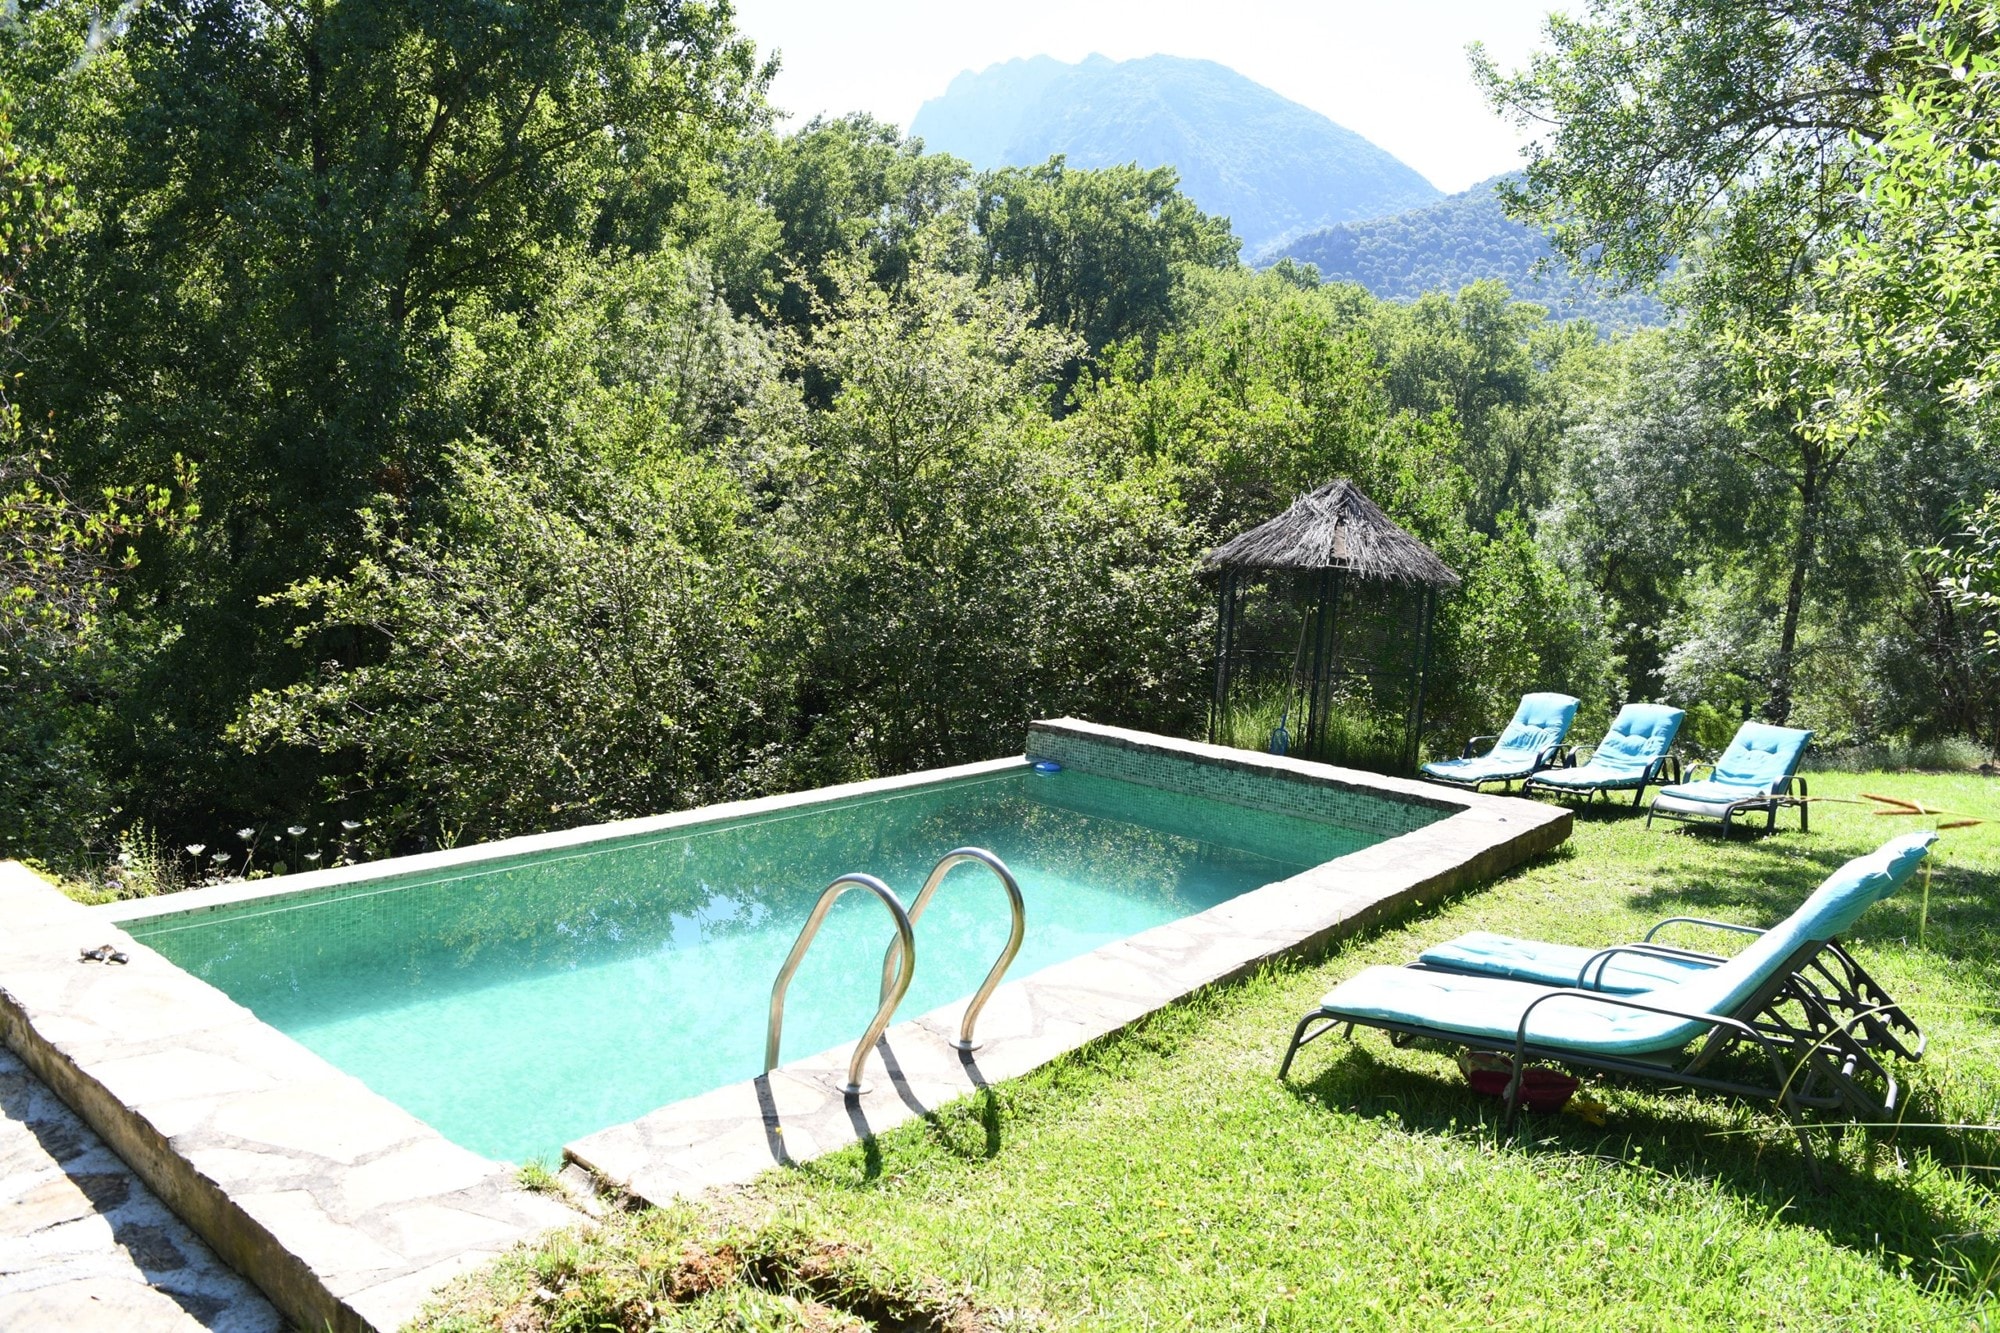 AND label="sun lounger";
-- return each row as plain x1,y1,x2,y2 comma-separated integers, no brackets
1647,722,1812,834
1523,703,1684,807
1278,833,1937,1178
1420,692,1579,792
